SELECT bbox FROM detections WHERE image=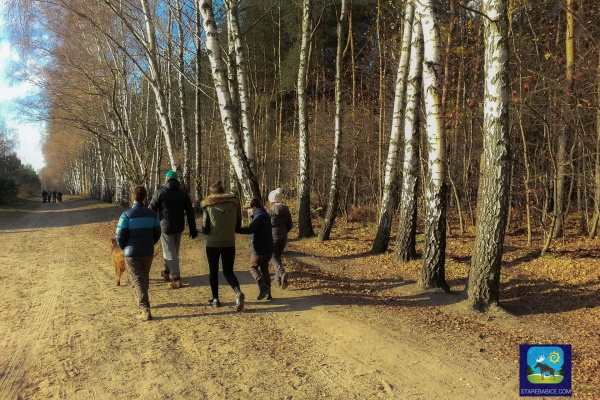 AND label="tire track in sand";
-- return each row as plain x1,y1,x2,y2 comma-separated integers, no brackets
0,232,63,399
